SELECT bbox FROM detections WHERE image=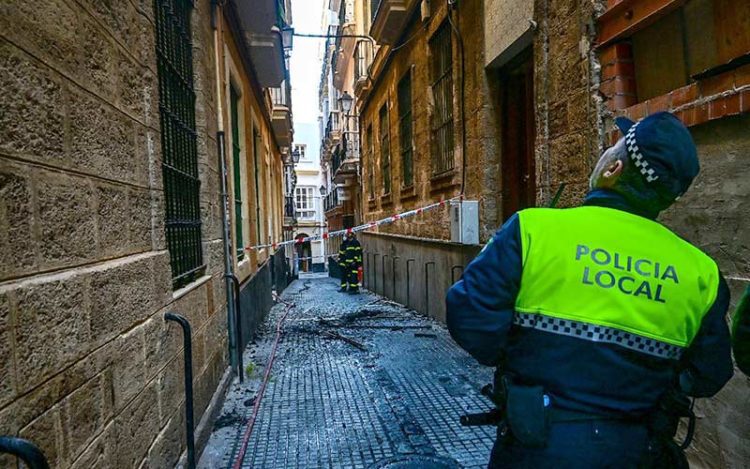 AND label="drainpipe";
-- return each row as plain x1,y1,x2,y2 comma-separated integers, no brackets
212,0,238,370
